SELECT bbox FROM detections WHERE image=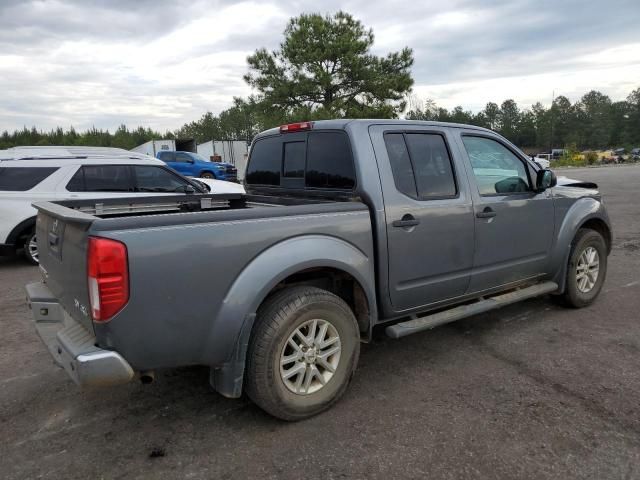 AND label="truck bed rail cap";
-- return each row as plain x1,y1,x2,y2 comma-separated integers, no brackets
32,201,95,224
